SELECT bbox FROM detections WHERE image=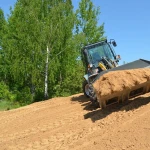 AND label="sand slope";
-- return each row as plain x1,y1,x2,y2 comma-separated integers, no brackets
0,93,150,150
